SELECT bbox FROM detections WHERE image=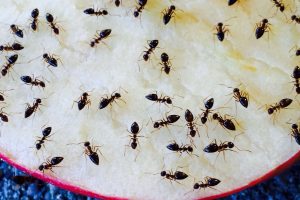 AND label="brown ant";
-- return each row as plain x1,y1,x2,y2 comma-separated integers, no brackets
74,92,91,111
266,98,293,115
228,0,238,6
30,8,39,31
35,127,52,150
99,89,126,109
193,177,221,190
200,98,214,125
45,13,60,35
160,53,172,74
1,54,18,77
10,24,24,38
271,0,285,12
185,109,199,138
84,7,108,17
162,5,176,25
142,40,159,62
20,75,46,88
166,141,193,155
145,92,172,106
214,22,229,42
291,66,300,94
290,122,300,145
0,107,8,122
212,113,236,131
38,157,64,173
90,29,111,48
291,15,300,24
255,18,271,39
24,98,42,118
134,0,147,18
0,42,24,52
160,170,188,182
153,114,180,129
